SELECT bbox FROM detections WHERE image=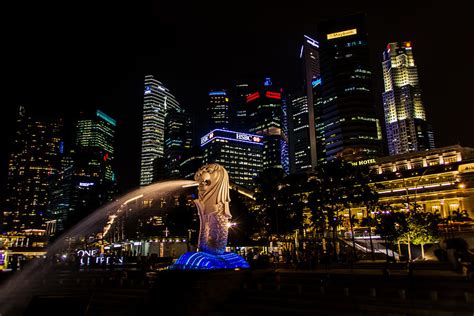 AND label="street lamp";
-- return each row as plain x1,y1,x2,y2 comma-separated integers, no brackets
413,167,431,213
